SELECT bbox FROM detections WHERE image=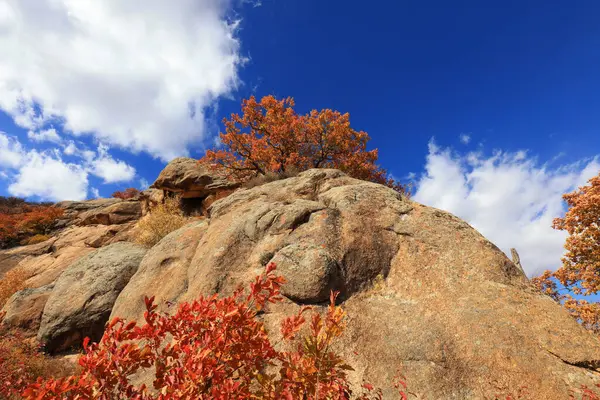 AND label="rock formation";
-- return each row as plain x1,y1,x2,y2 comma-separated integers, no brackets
0,197,141,337
2,166,600,398
150,157,238,198
38,242,147,353
150,157,239,215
